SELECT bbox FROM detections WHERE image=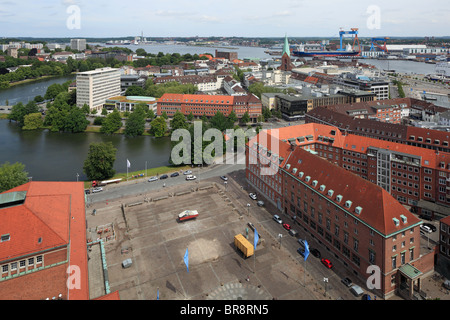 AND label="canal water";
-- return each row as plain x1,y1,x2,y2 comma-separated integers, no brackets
0,120,172,181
